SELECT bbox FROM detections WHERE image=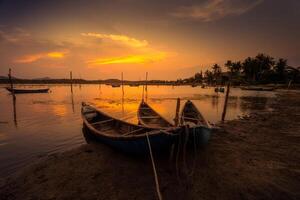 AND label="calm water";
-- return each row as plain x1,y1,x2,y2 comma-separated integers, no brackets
0,84,275,177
